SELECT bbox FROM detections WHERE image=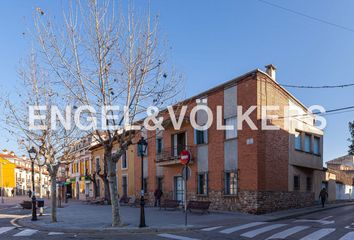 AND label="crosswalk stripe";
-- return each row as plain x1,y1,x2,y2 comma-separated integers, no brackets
266,226,309,239
201,226,223,231
299,228,335,240
0,227,15,235
13,229,38,237
158,233,200,240
219,222,267,234
339,232,354,240
48,232,64,235
240,224,287,238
